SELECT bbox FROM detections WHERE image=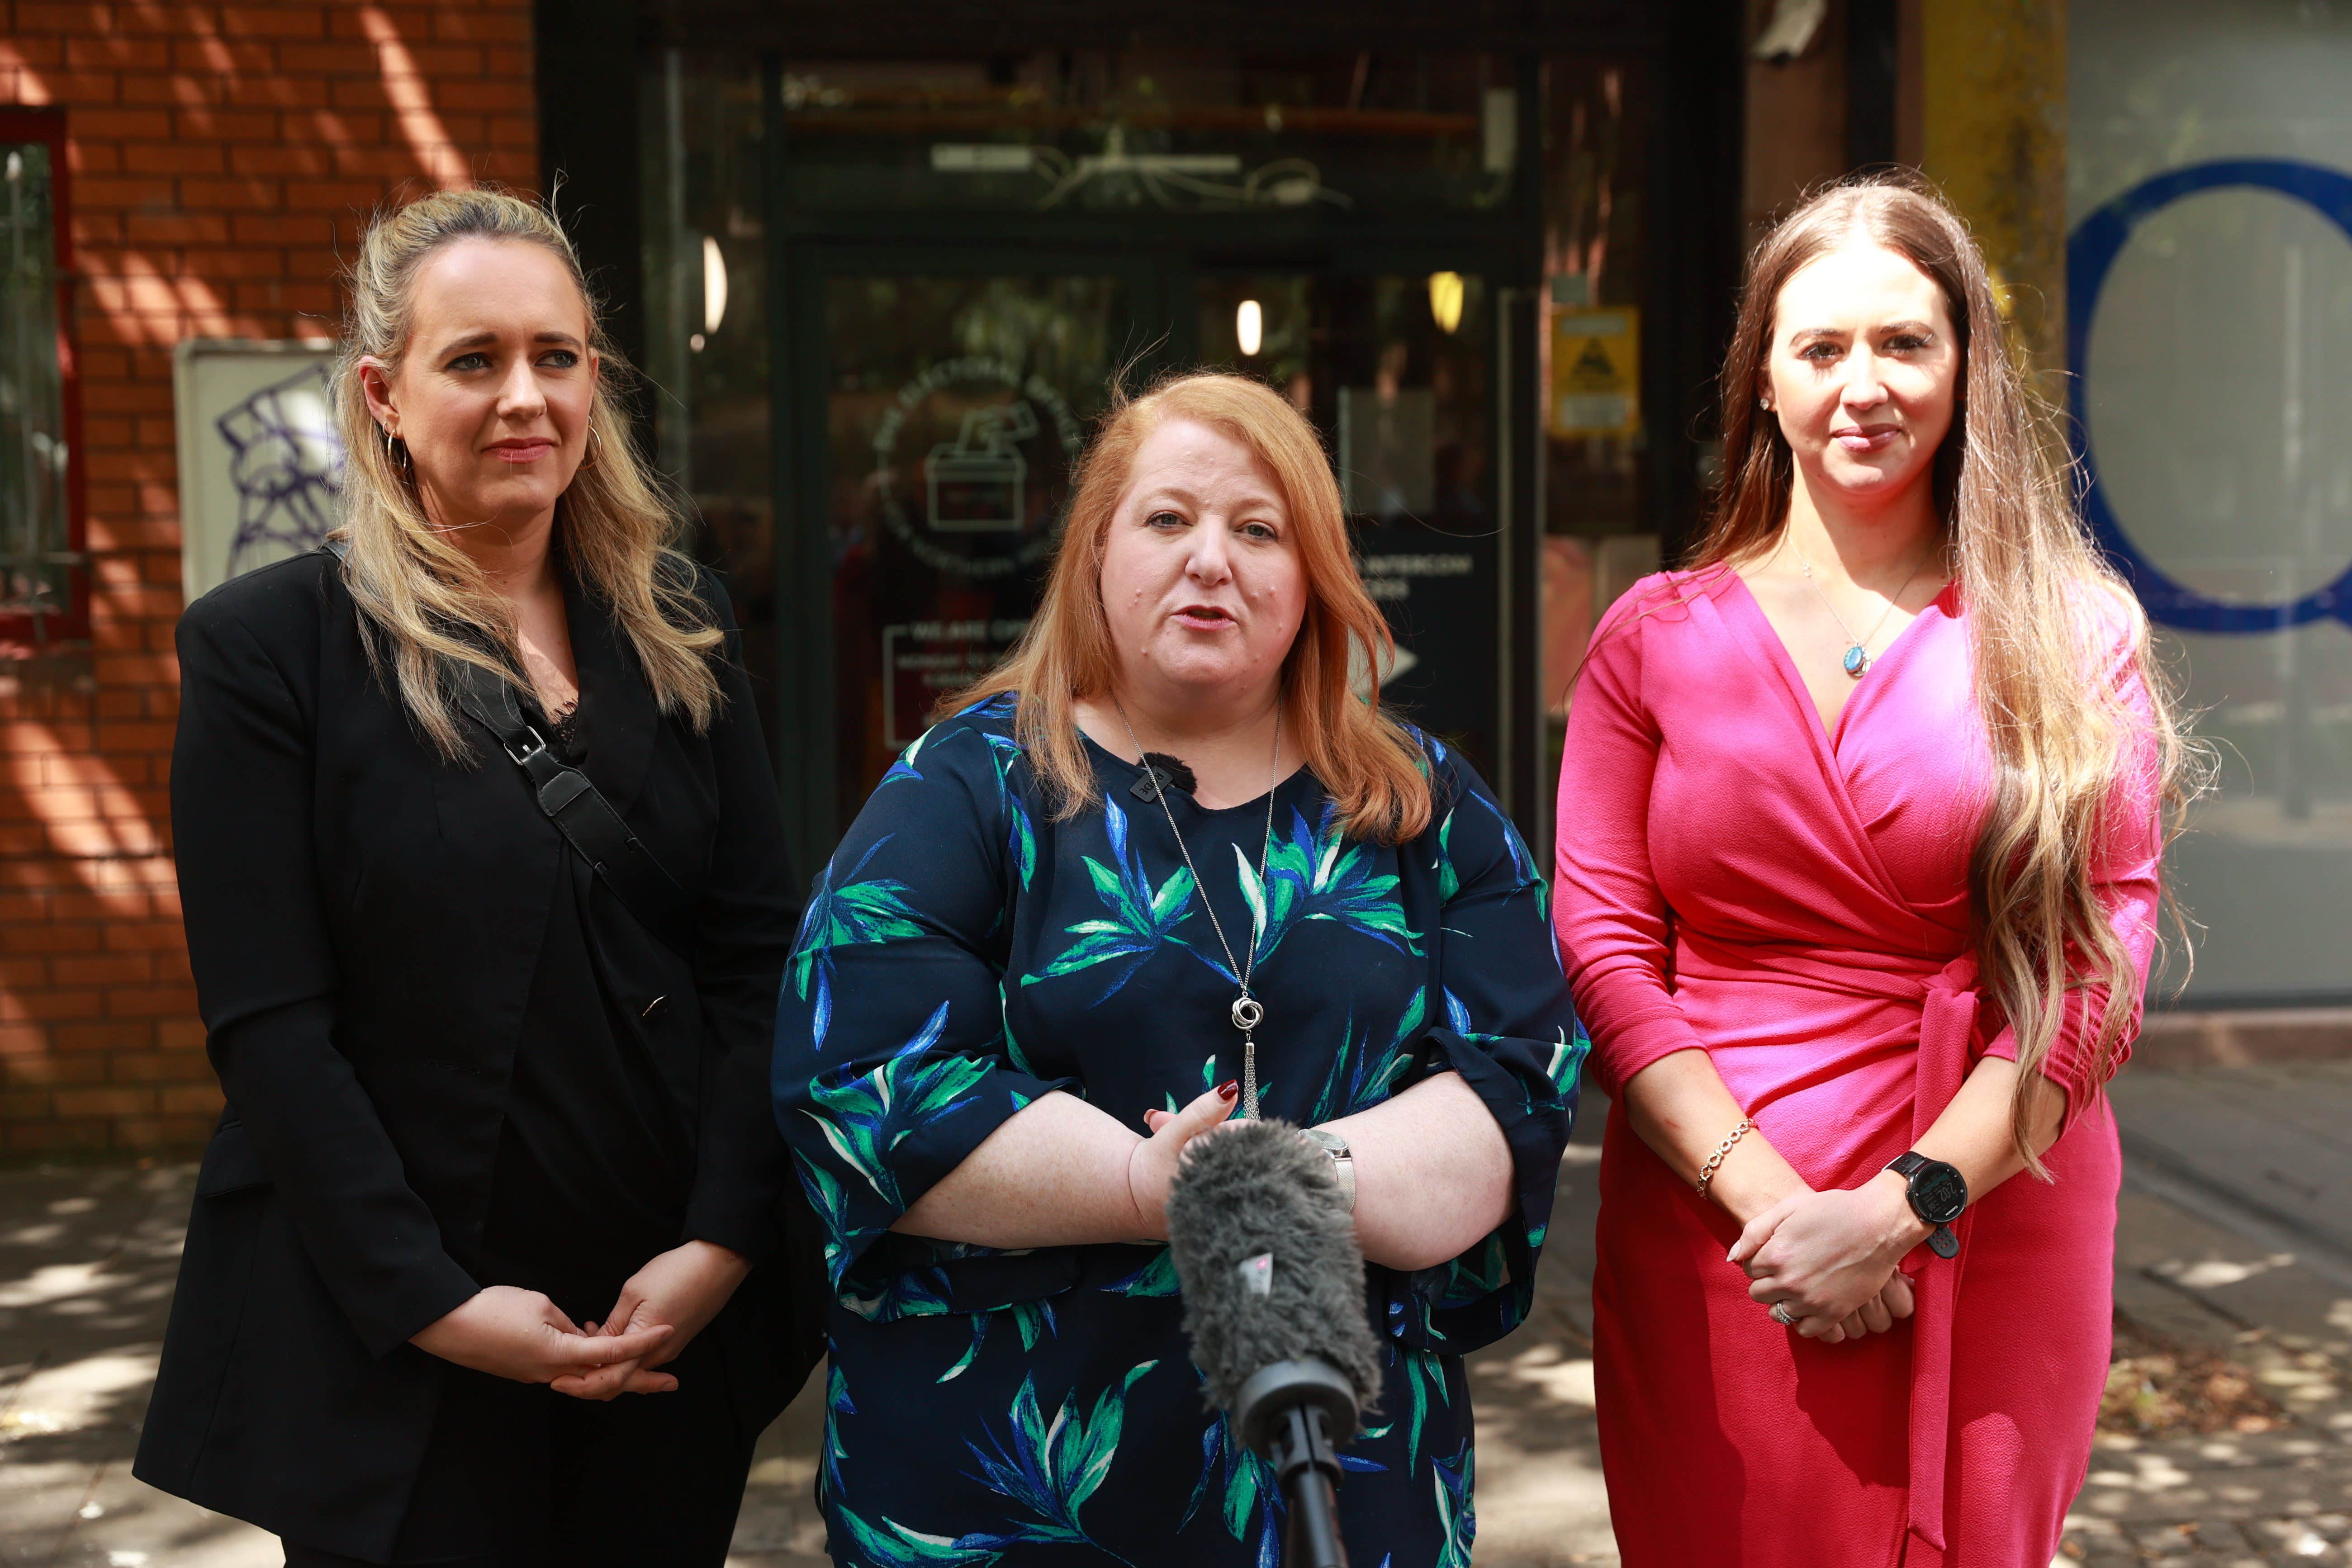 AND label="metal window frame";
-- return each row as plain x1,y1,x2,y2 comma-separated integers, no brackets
0,106,88,649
